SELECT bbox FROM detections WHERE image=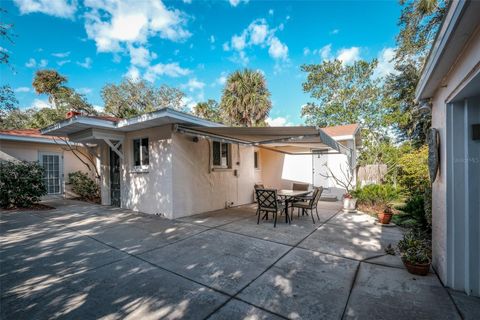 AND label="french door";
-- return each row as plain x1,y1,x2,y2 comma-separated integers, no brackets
39,152,63,195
